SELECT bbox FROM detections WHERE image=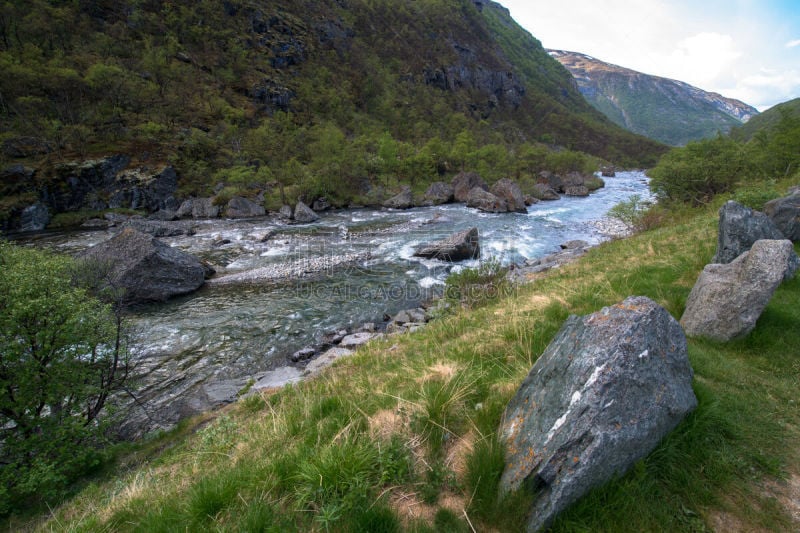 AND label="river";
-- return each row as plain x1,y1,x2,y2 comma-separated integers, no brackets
25,171,650,436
